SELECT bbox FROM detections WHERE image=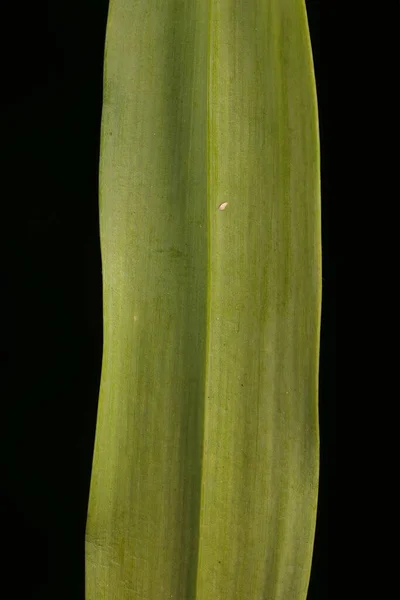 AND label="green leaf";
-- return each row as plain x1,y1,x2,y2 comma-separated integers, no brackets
85,1,321,599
